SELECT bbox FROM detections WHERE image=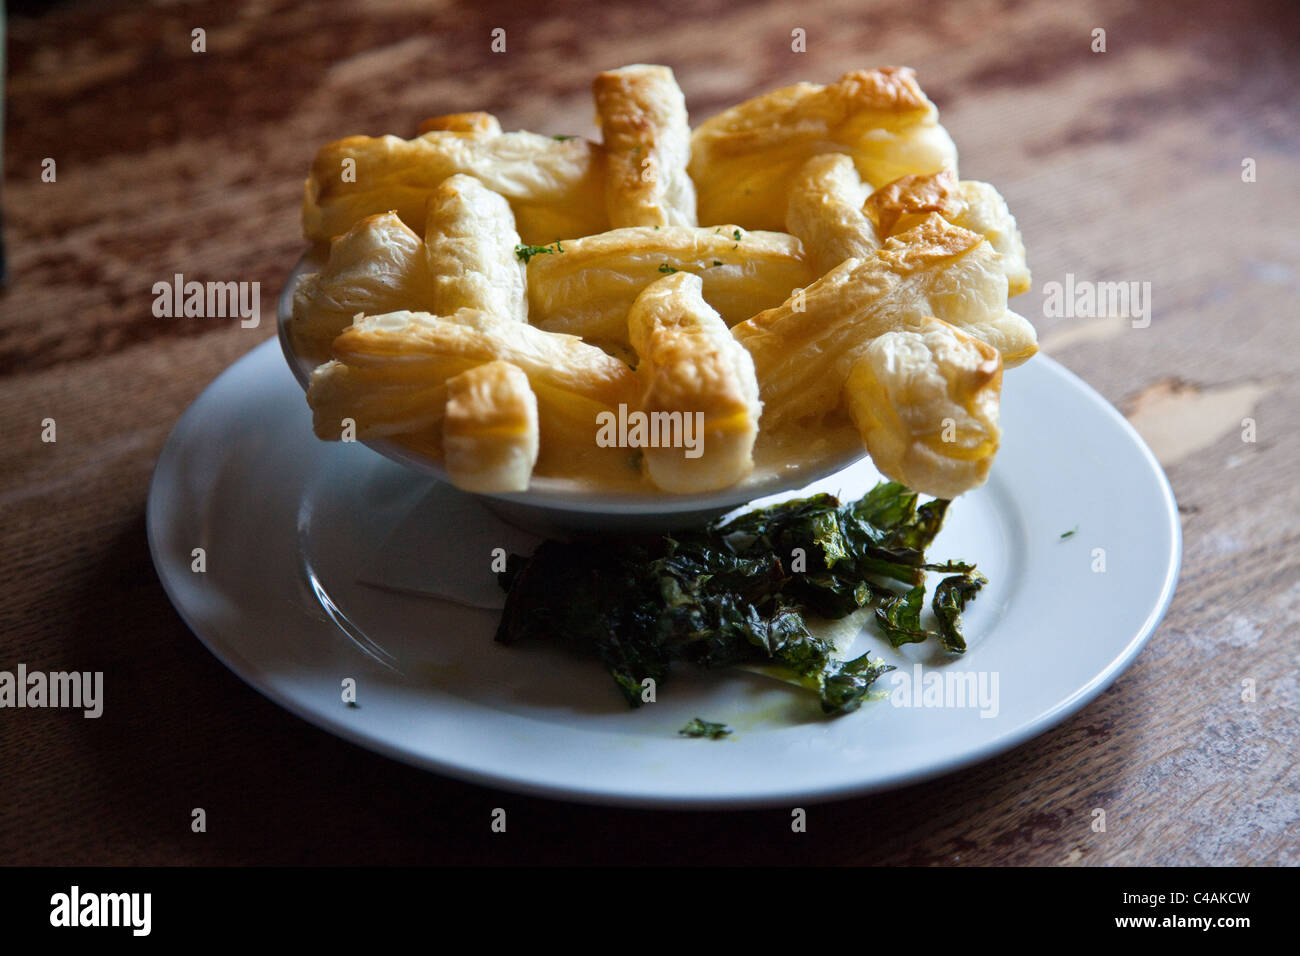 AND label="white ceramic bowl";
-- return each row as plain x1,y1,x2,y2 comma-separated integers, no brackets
277,250,868,533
